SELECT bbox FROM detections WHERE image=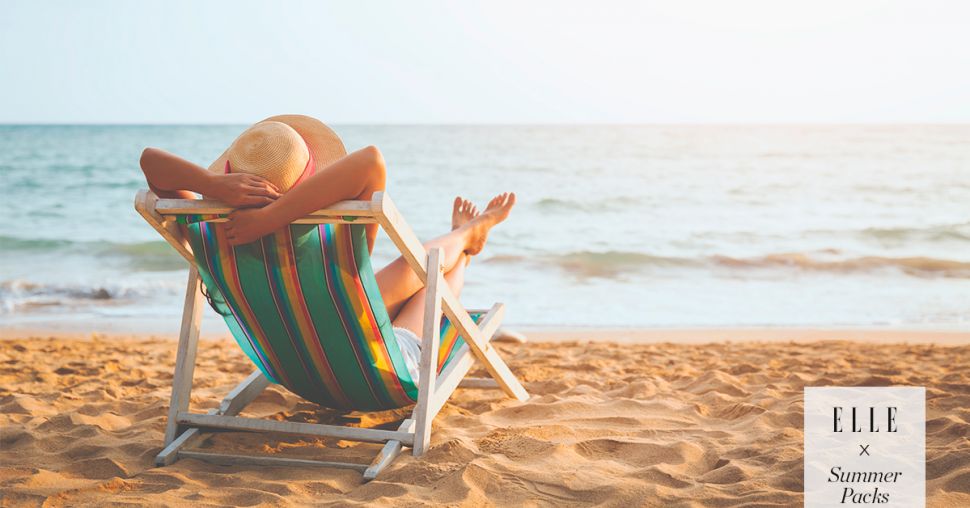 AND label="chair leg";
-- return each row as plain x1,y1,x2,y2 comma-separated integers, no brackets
157,370,270,466
440,295,530,402
363,419,415,481
428,303,507,418
156,411,211,466
217,370,270,415
412,248,444,457
162,268,204,446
